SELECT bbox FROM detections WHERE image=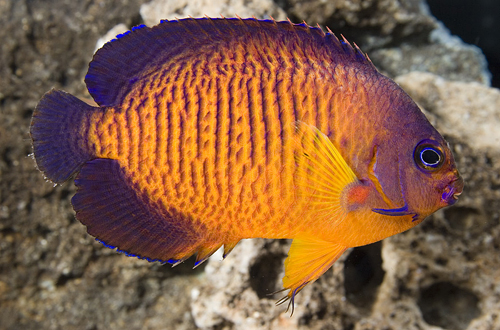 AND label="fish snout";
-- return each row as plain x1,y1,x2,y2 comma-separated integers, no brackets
442,172,464,206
